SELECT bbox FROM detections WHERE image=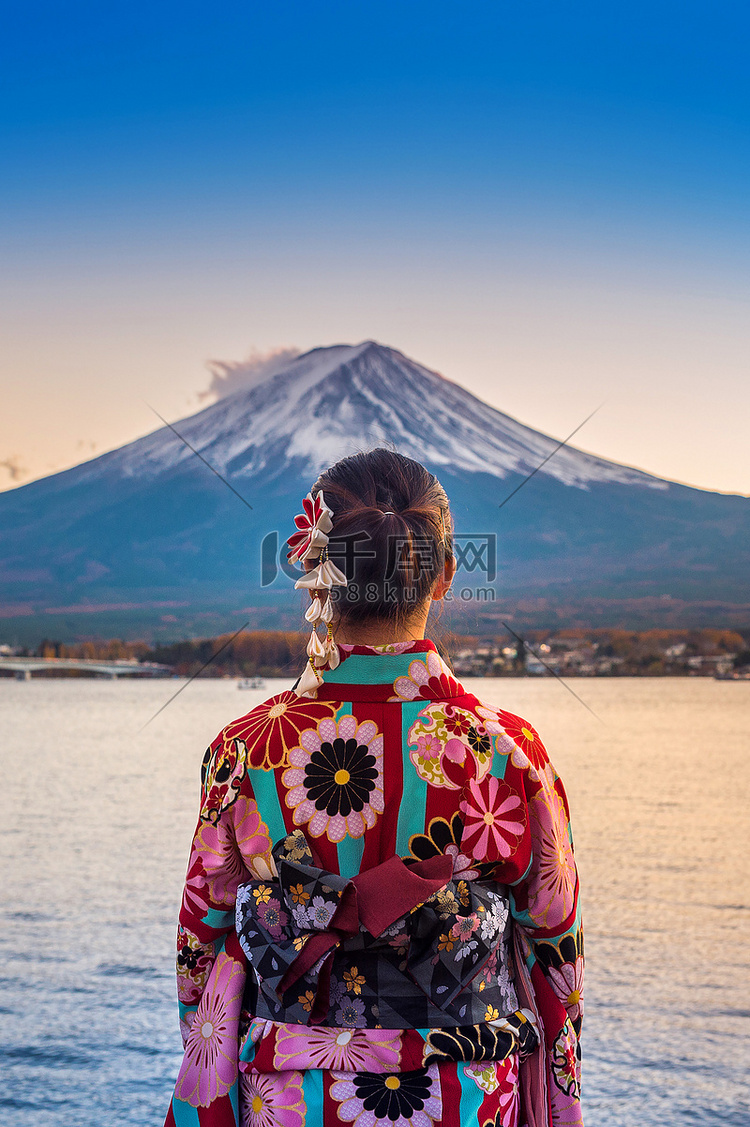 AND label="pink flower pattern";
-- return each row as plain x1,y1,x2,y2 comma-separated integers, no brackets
174,950,244,1107
194,795,273,905
416,733,441,761
547,957,585,1023
273,1024,402,1072
390,650,460,702
256,896,288,939
407,704,493,790
239,1069,306,1127
459,775,526,863
527,788,576,928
